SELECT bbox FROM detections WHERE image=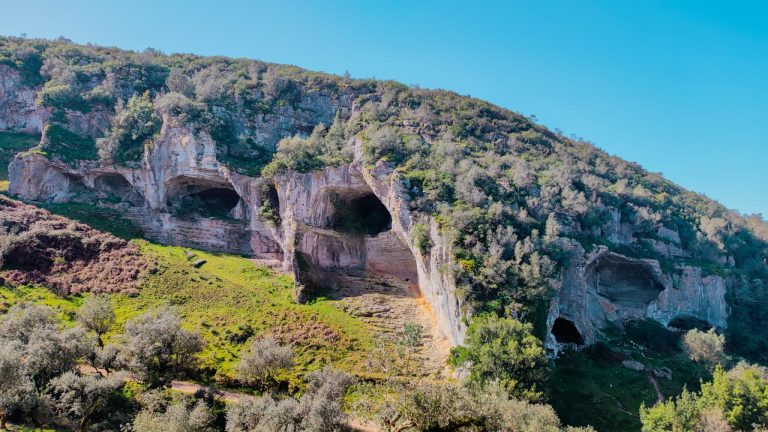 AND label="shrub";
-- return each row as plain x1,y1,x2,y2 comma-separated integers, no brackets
683,328,726,368
411,222,433,255
449,315,549,402
133,399,215,432
236,336,294,390
118,307,204,387
49,371,125,432
43,123,98,163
